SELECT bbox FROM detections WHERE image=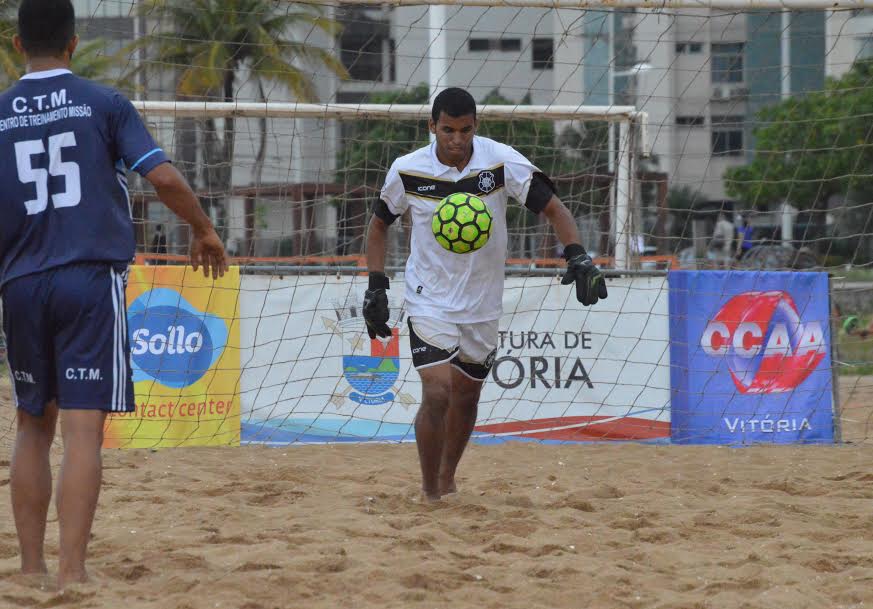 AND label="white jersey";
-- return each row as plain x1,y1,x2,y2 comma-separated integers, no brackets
381,135,543,323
